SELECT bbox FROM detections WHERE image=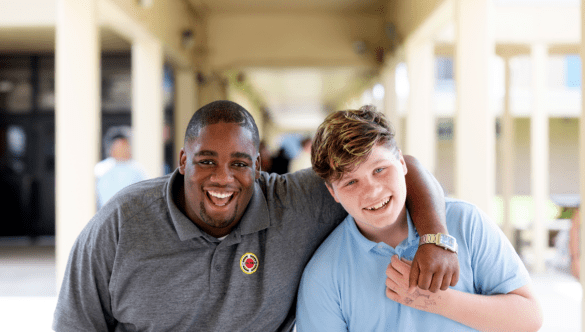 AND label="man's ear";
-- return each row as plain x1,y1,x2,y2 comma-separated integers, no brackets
326,183,340,203
398,149,407,176
255,153,261,179
178,148,187,175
